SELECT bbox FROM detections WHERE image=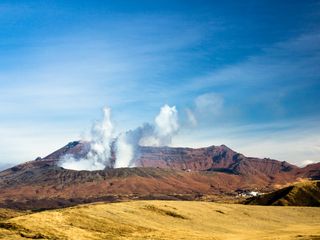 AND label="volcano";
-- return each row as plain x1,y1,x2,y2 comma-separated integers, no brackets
0,141,319,210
